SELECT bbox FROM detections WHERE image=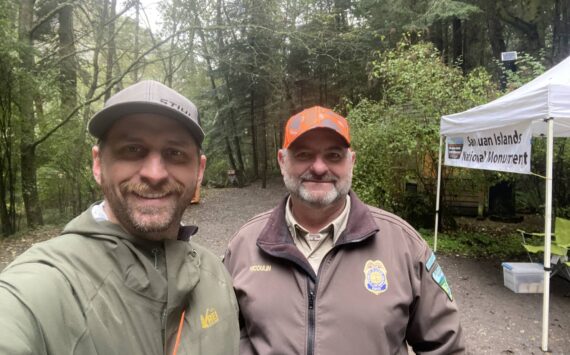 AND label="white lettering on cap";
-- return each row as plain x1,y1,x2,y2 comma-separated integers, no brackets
159,98,193,118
